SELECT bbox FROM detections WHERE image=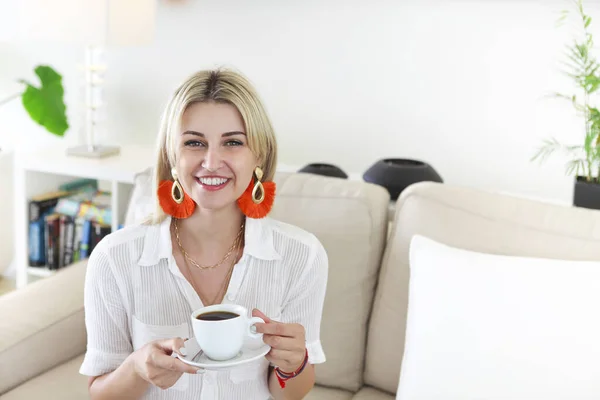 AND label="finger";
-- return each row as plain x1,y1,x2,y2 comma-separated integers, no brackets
262,334,305,351
268,348,298,361
154,337,188,357
152,352,202,374
252,308,273,323
255,322,303,338
266,349,305,371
